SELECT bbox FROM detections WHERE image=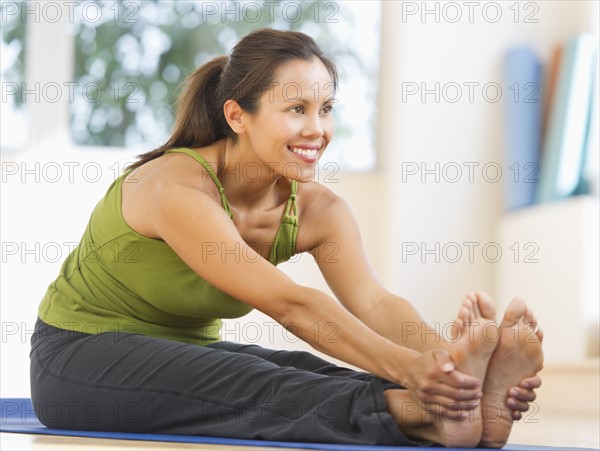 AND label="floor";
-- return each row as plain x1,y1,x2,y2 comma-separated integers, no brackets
0,434,308,451
2,361,599,450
